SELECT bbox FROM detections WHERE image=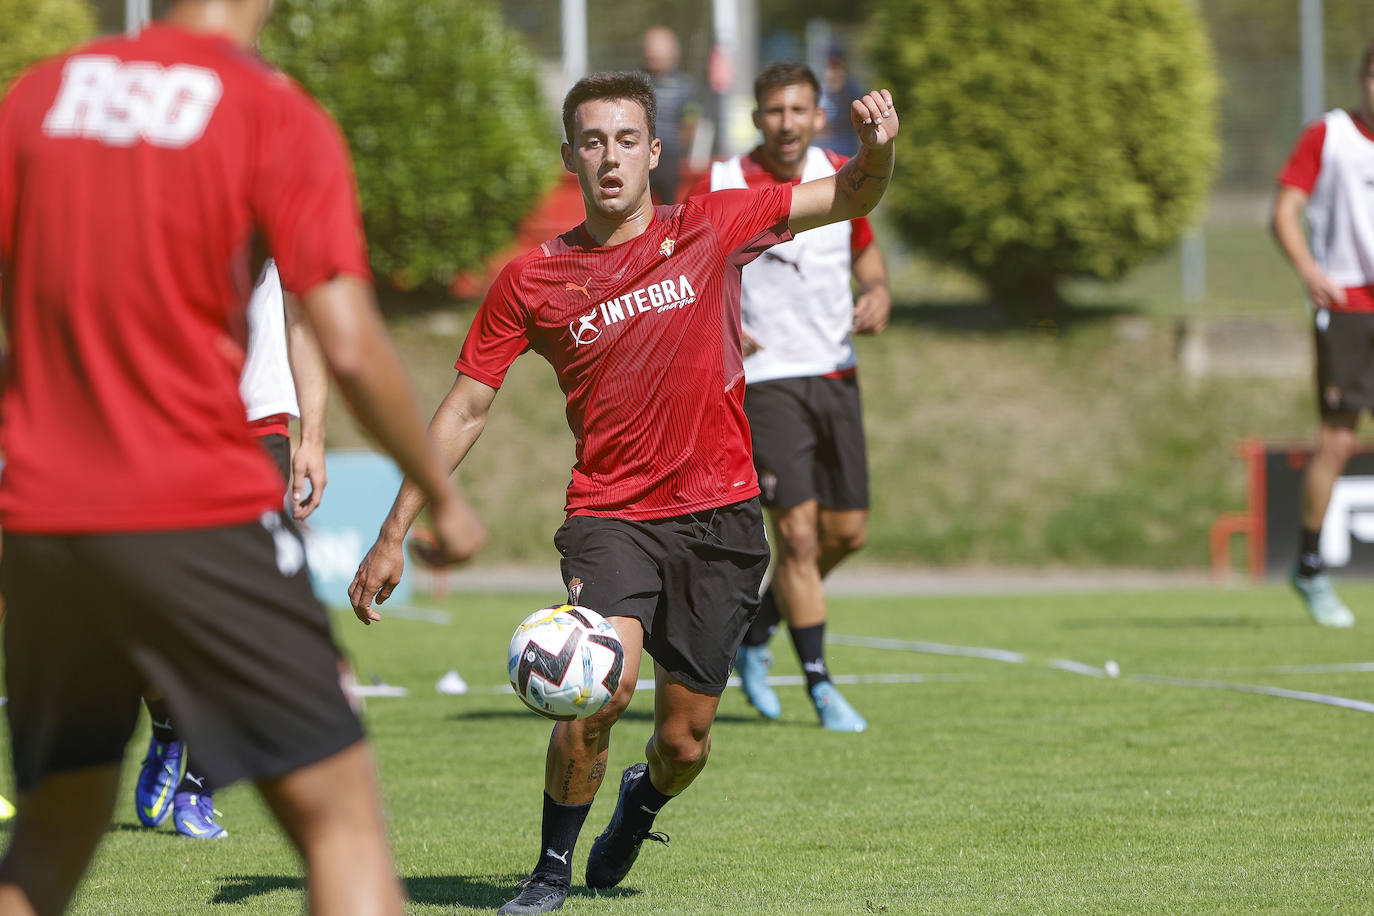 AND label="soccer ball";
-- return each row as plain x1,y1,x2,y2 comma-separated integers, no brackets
507,604,625,721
